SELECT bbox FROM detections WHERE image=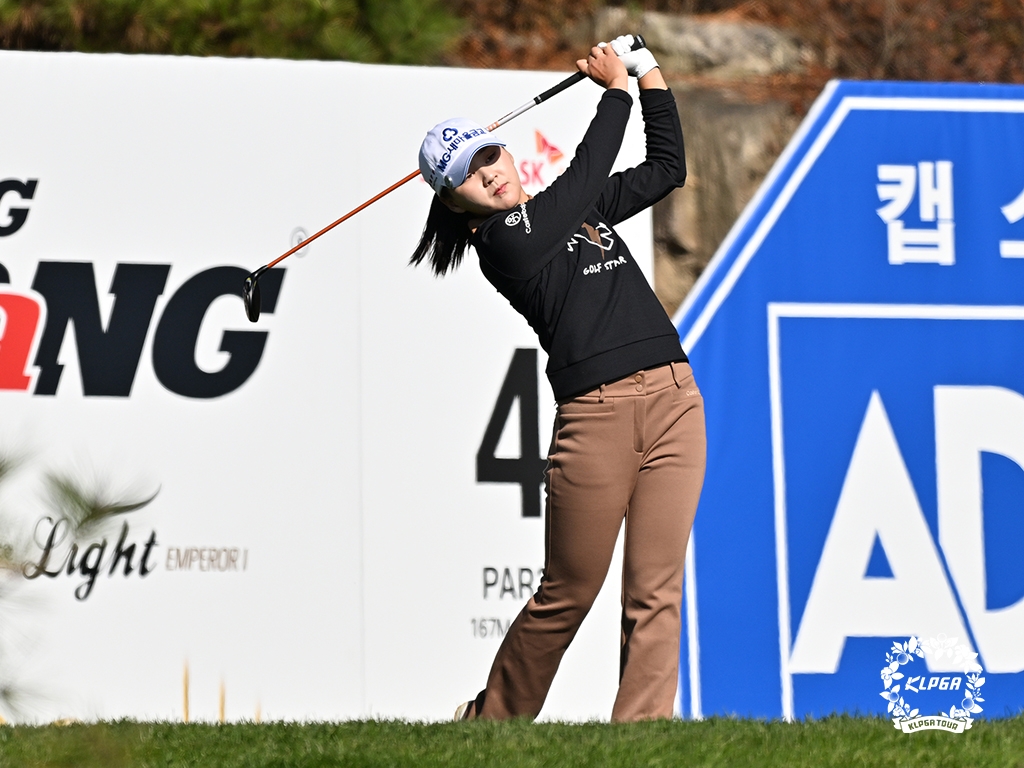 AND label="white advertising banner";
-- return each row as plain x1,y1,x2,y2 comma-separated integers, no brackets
0,50,655,723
